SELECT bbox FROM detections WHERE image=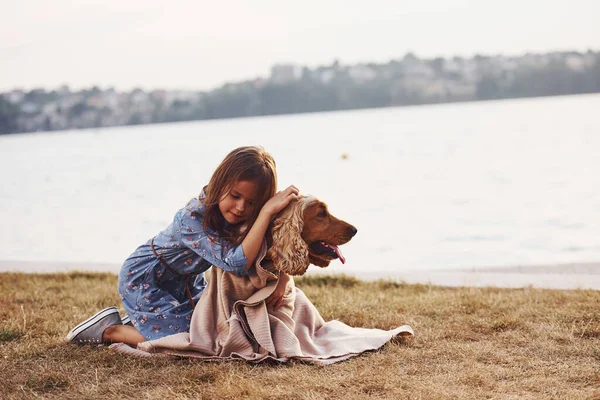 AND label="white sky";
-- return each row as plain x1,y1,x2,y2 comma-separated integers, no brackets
1,0,599,92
